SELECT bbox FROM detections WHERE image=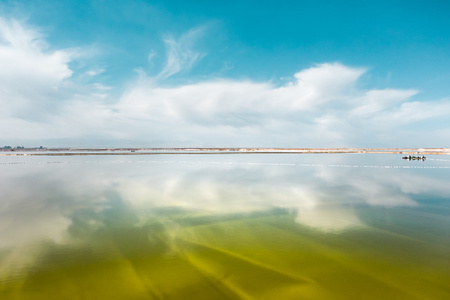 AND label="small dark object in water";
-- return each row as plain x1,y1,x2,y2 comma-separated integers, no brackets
402,155,426,161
